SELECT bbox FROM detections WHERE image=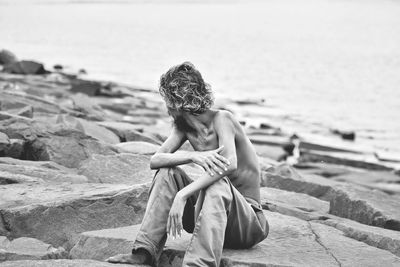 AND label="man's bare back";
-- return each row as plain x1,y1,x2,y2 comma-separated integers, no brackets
184,109,261,204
